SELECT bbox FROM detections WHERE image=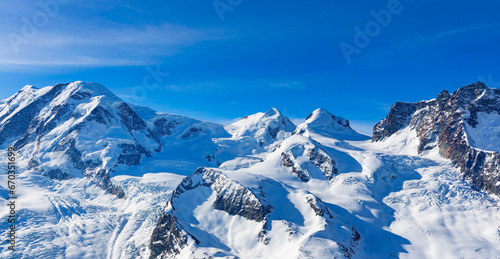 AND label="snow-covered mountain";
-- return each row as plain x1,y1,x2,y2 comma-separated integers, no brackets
150,167,360,259
293,108,367,141
213,108,296,170
373,82,500,195
0,81,229,197
1,81,500,259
